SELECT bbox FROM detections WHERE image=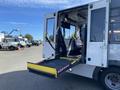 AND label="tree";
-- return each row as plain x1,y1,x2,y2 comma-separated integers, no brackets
25,34,33,41
19,34,23,37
